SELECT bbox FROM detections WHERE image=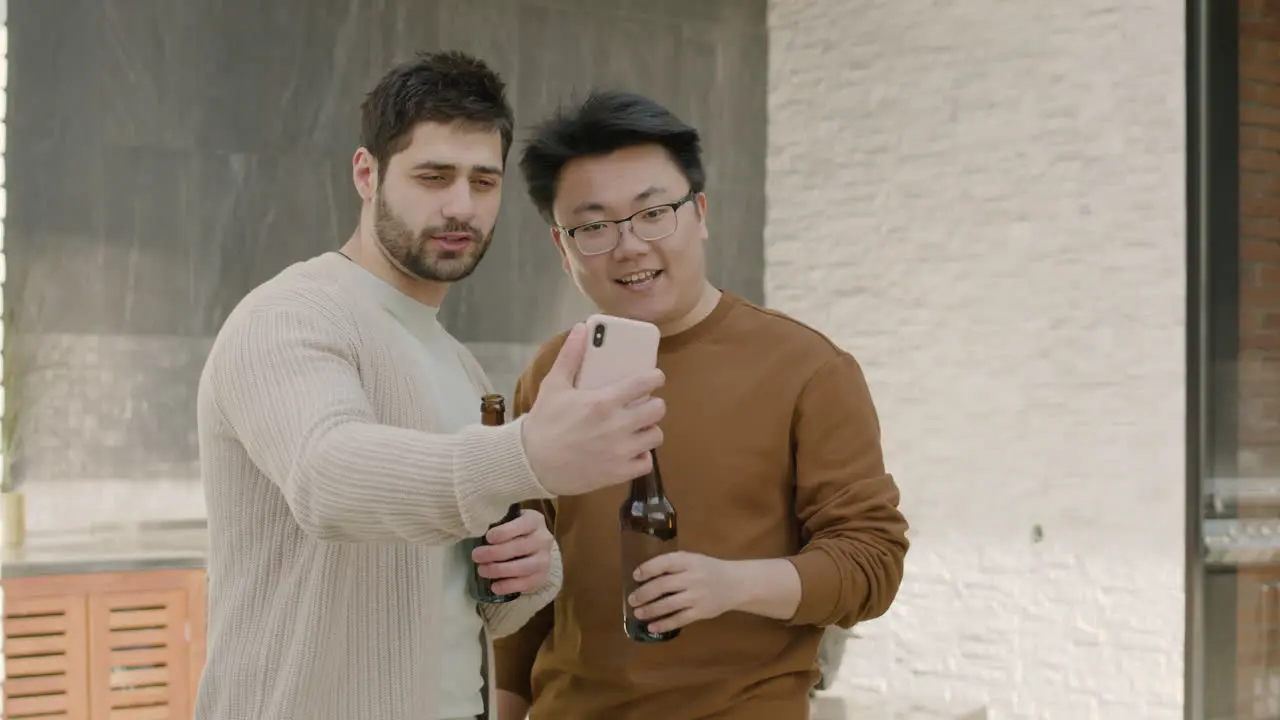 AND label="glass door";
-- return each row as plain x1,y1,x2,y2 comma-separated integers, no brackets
1189,0,1280,717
